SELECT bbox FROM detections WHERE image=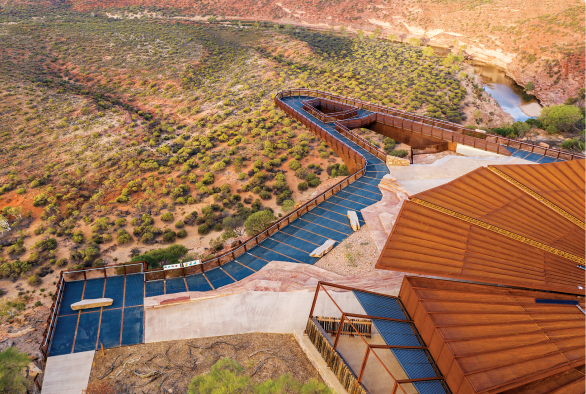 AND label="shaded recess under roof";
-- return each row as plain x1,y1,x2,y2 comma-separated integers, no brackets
399,276,585,394
376,160,586,295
